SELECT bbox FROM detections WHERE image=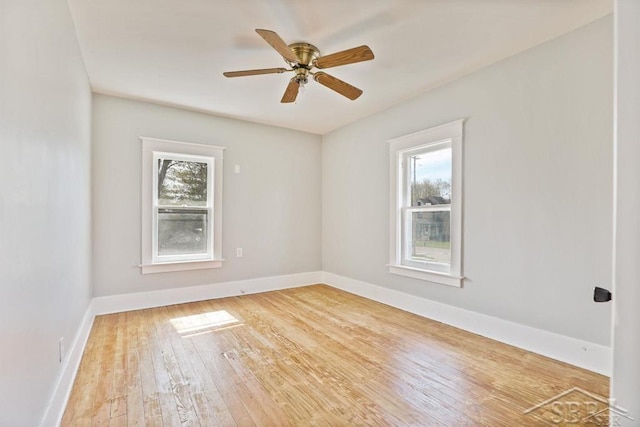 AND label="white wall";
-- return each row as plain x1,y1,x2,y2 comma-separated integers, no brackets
611,0,640,423
92,94,322,297
323,17,613,346
0,1,92,426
